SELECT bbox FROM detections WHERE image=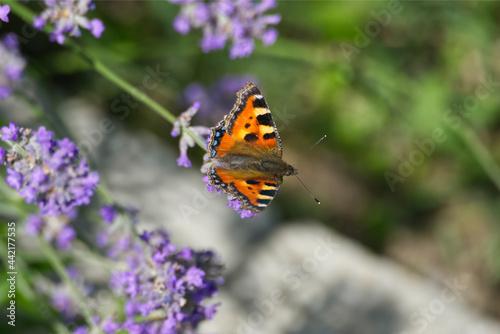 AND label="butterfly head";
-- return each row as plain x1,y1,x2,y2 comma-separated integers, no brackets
284,164,298,177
